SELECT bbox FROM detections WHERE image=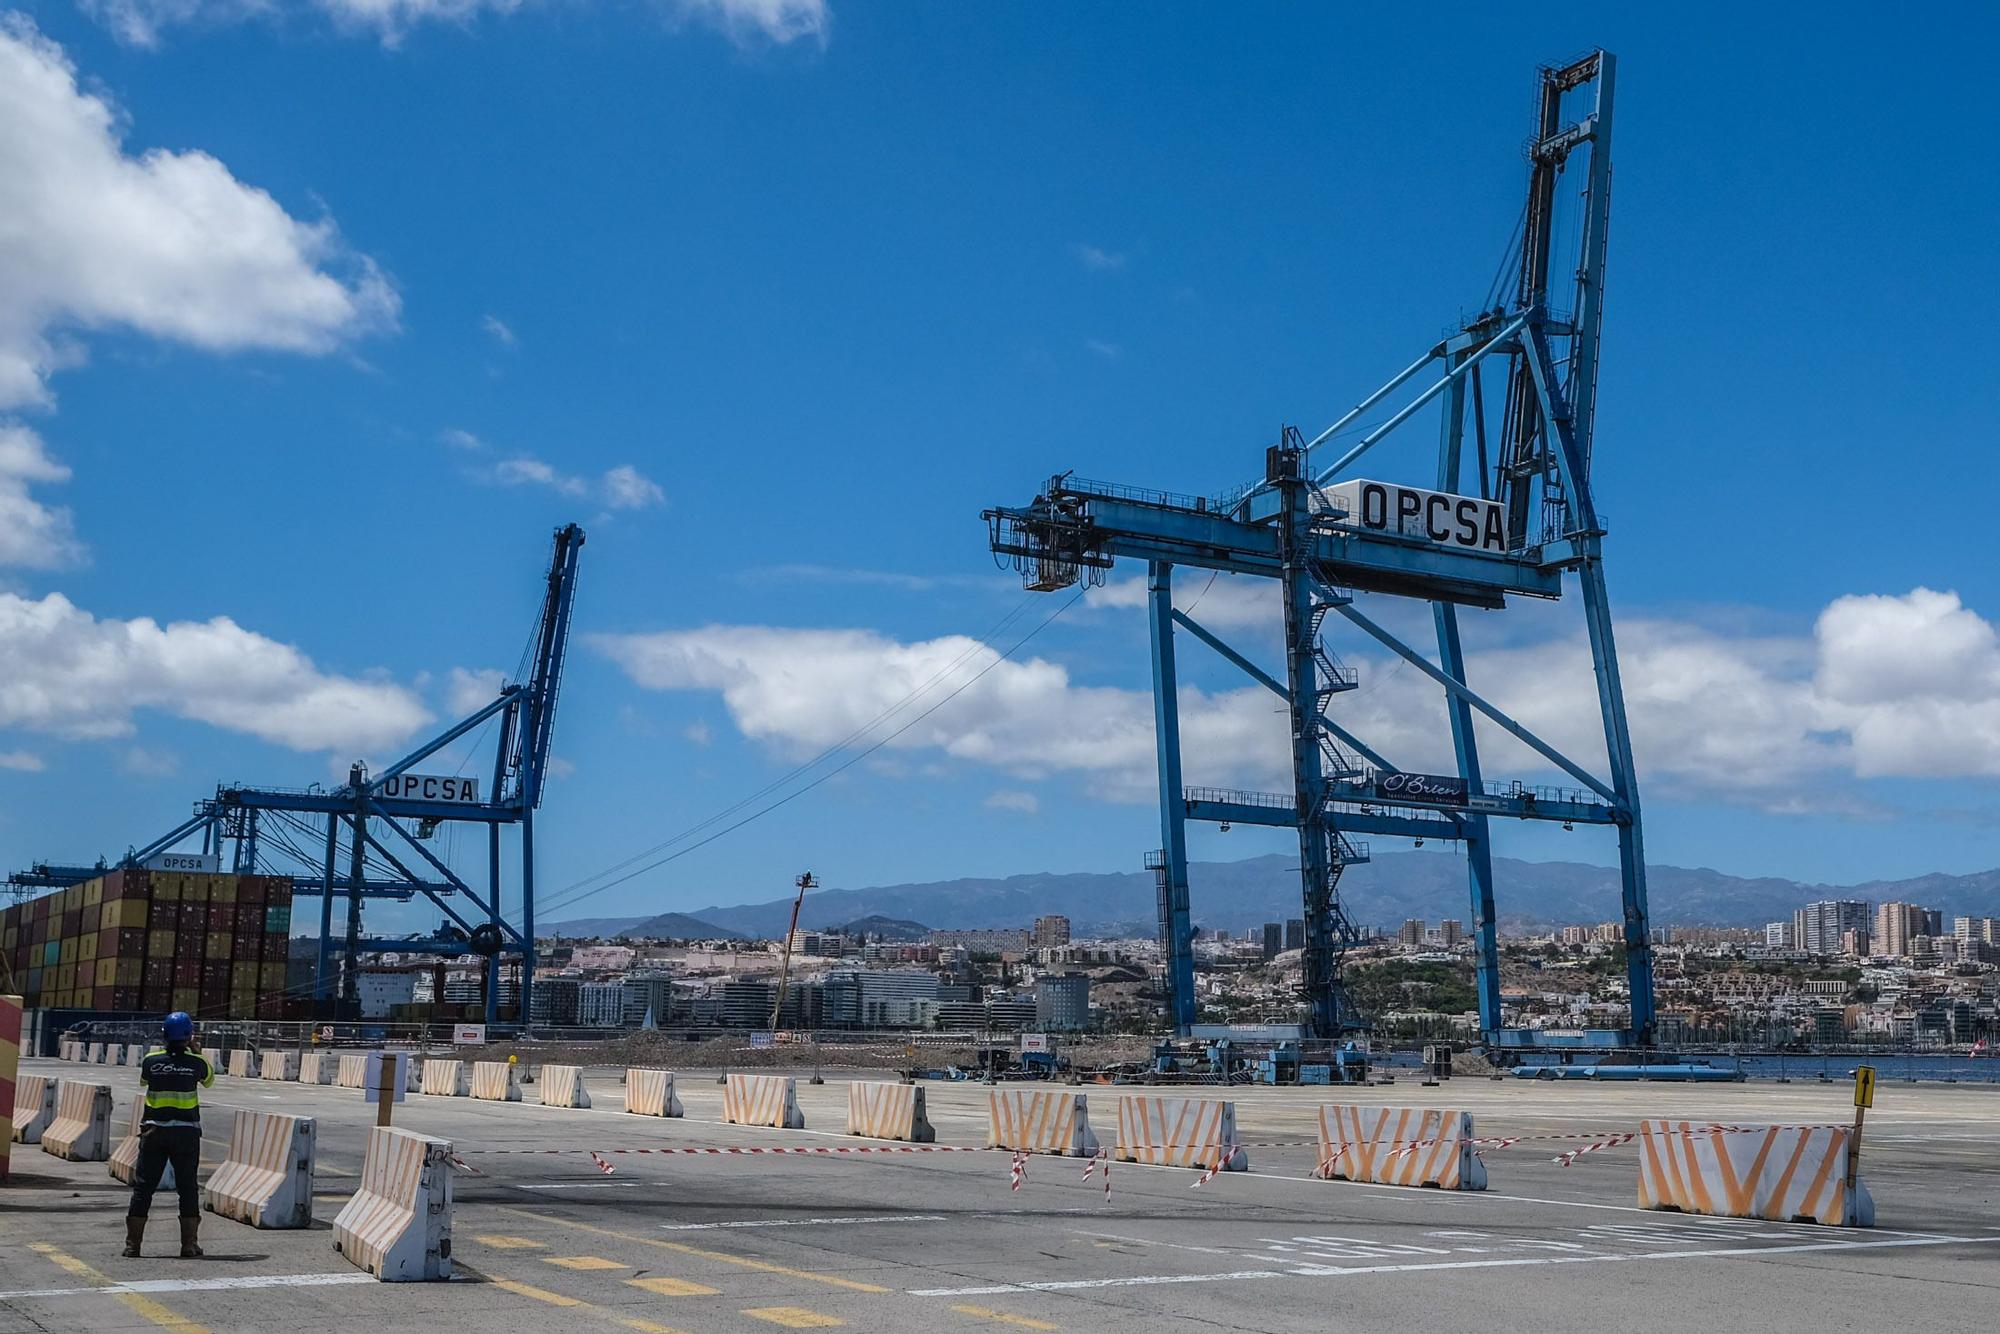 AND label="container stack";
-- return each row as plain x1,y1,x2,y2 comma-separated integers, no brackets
0,870,296,1018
